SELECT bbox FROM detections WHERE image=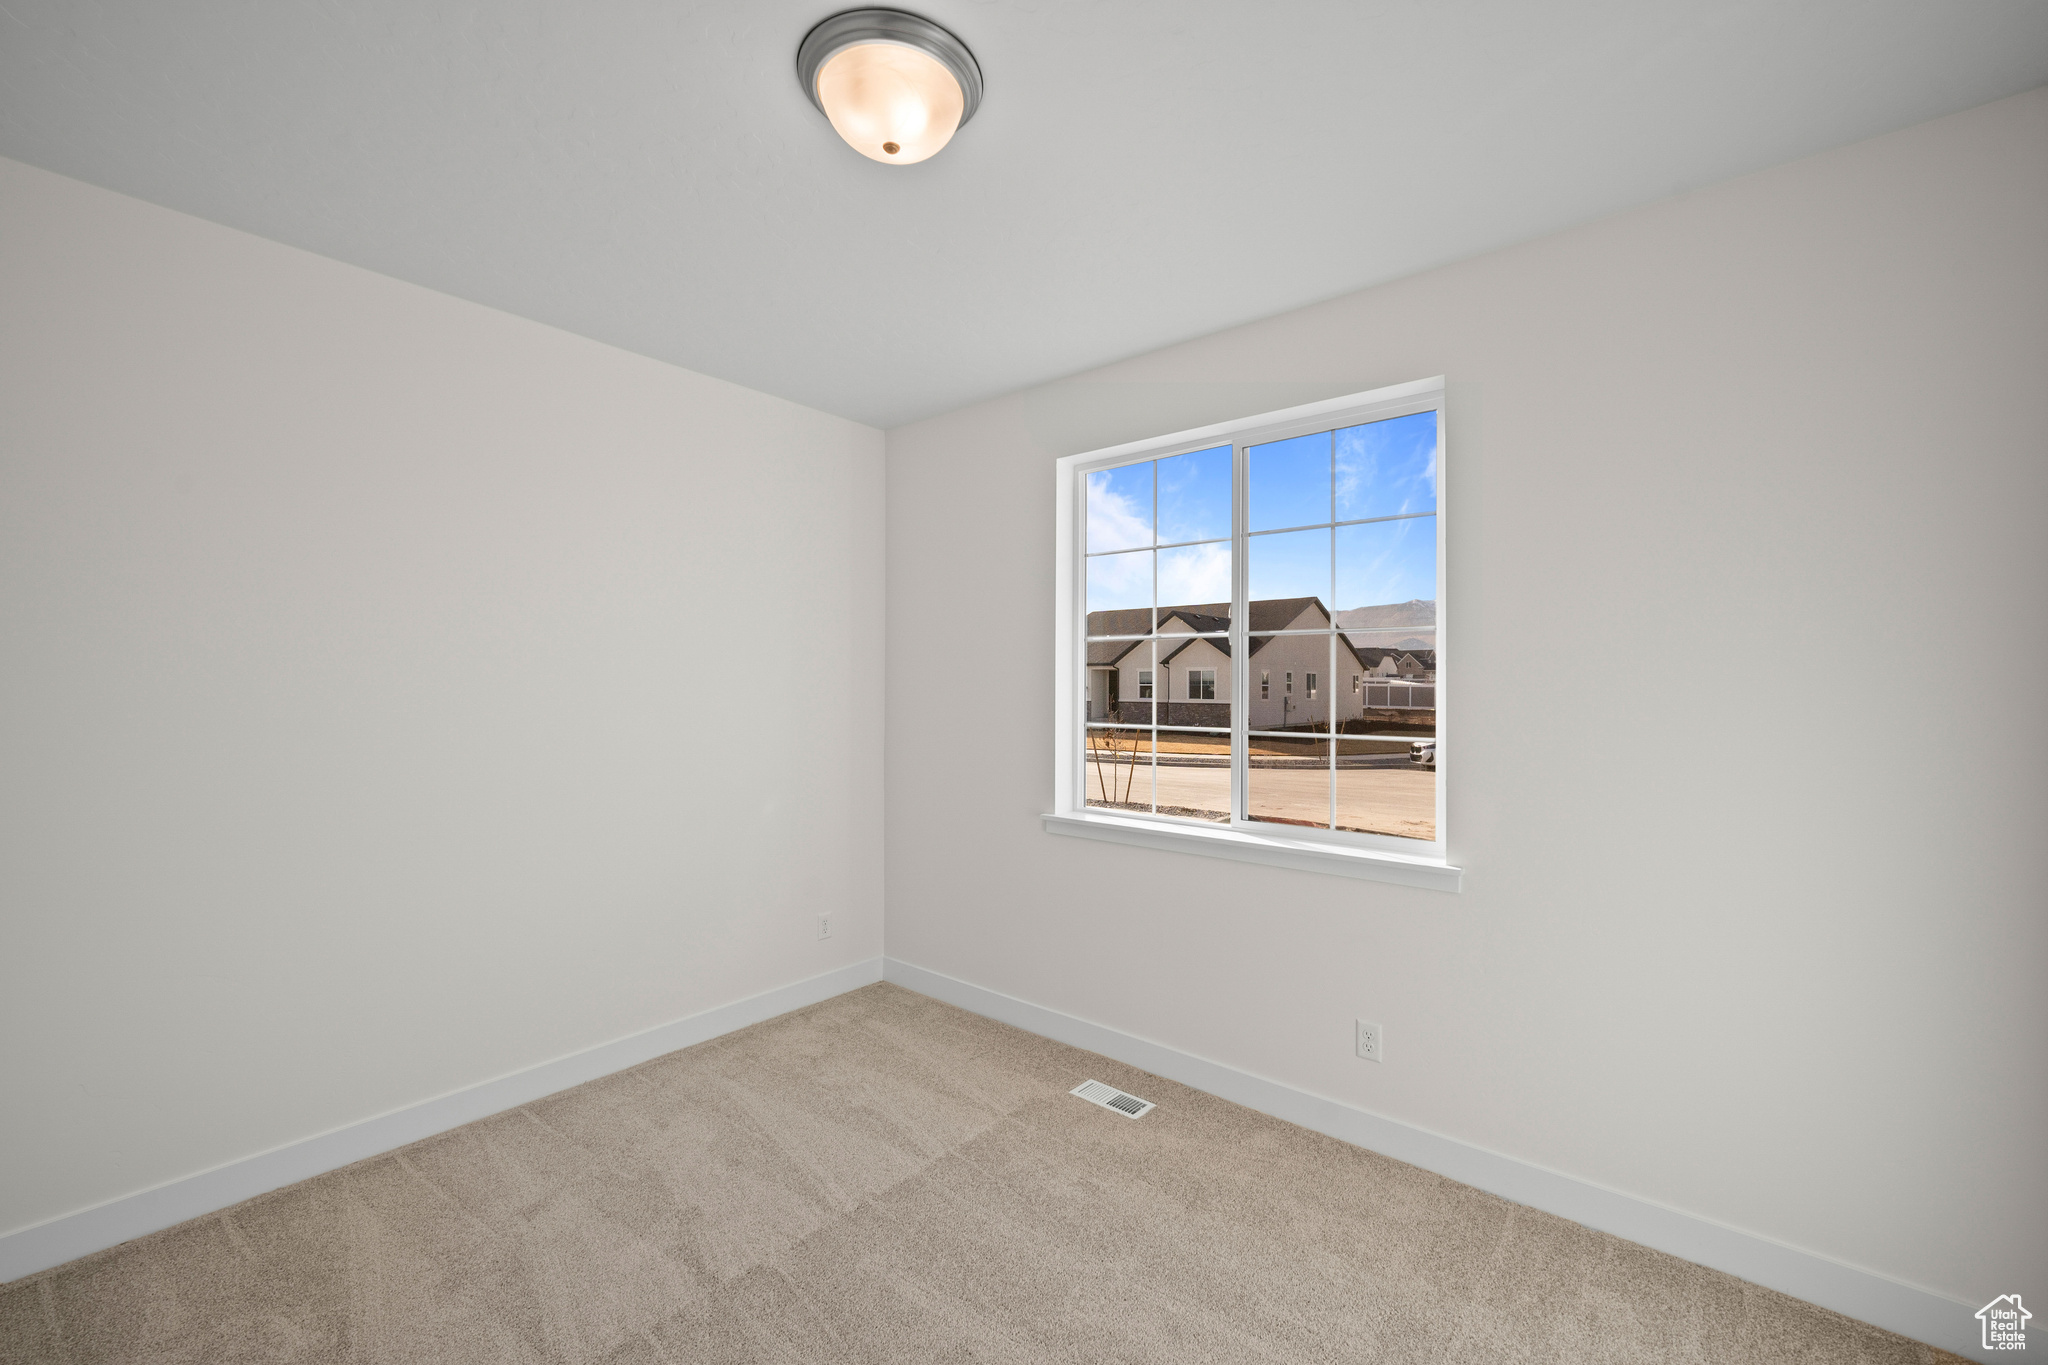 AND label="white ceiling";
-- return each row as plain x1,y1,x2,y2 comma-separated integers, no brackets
3,2,2044,428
